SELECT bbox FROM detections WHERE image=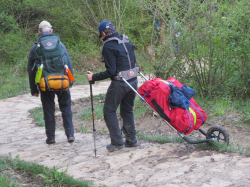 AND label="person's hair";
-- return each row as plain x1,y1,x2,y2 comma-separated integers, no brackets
103,26,115,35
39,27,52,33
